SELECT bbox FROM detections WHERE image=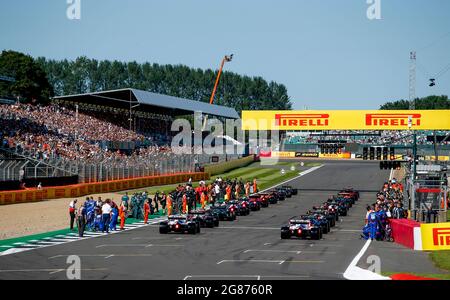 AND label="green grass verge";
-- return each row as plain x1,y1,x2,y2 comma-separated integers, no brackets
430,251,450,272
382,250,450,280
119,162,313,196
